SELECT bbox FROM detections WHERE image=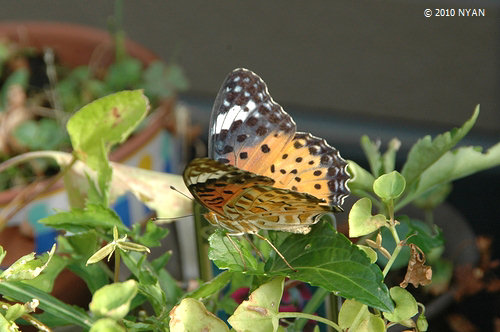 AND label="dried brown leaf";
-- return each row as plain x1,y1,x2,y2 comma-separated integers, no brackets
400,243,432,288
